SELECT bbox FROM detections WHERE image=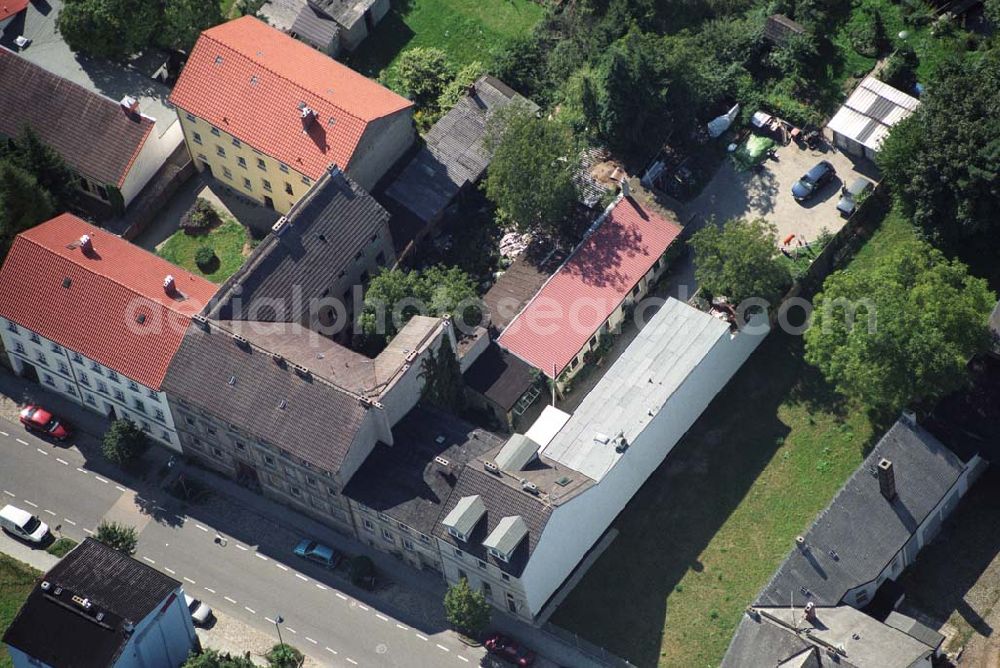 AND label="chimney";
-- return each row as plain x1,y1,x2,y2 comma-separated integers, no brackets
163,275,176,296
804,601,817,623
120,95,139,115
621,177,631,198
79,234,92,253
877,458,896,500
300,105,316,129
